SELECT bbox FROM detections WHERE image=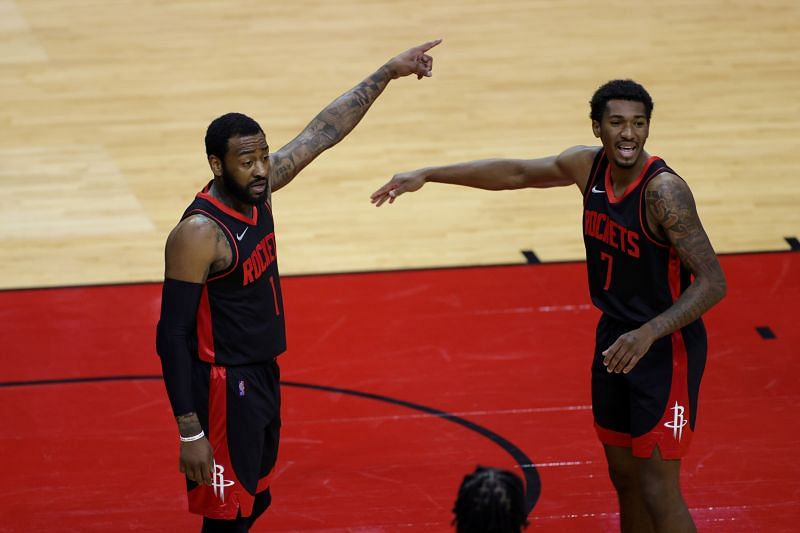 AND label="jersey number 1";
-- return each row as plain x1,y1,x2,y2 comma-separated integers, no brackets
268,275,281,316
